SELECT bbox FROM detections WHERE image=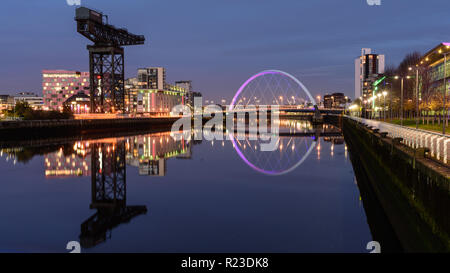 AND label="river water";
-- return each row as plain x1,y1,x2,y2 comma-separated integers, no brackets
0,120,377,253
